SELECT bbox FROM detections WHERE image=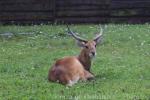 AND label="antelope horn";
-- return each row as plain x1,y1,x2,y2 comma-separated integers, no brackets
93,25,103,43
67,25,87,42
